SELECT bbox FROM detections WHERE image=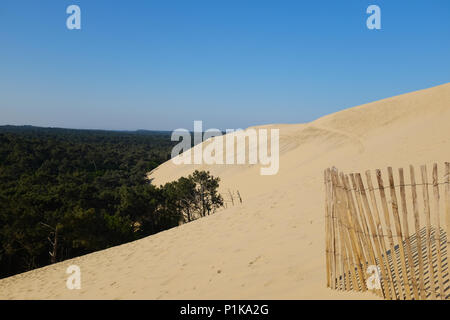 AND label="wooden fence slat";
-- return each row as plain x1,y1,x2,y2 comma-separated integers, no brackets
336,171,347,291
338,212,346,290
399,168,419,300
366,170,398,299
343,175,368,262
409,165,427,299
331,169,354,290
331,169,339,290
339,174,360,290
350,174,384,297
349,174,377,268
343,175,373,271
446,162,450,298
432,164,445,299
341,231,351,291
338,211,348,292
338,172,367,290
349,173,384,296
328,168,337,290
324,170,331,288
327,169,337,289
331,169,342,290
387,167,411,300
343,239,356,290
376,169,404,299
355,173,391,299
420,165,437,299
331,168,341,289
337,172,360,290
340,176,359,288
